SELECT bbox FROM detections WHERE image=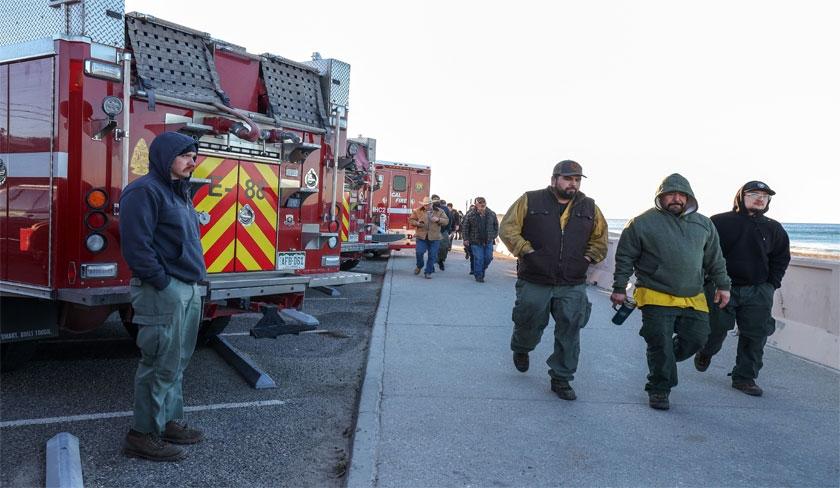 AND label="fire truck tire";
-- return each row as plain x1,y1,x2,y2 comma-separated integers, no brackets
0,341,39,372
340,259,360,271
196,316,232,347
